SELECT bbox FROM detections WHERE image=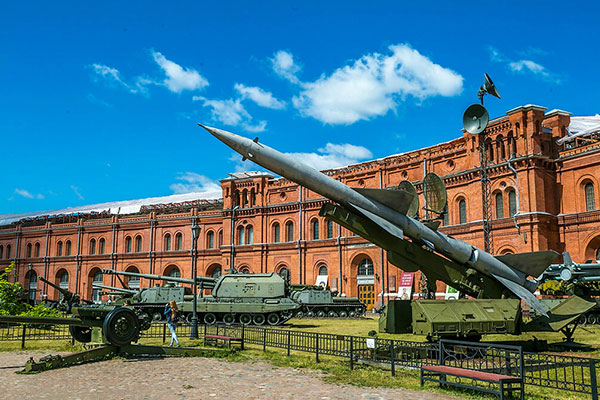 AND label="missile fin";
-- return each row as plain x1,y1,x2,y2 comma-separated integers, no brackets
349,202,404,240
495,250,559,278
423,220,441,231
491,273,548,317
352,187,415,216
